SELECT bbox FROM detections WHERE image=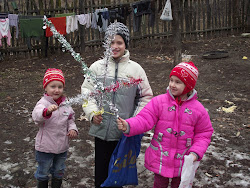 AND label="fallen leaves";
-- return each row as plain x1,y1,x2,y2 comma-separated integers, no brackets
236,131,240,137
205,172,213,178
155,55,173,62
221,105,237,113
77,114,88,121
217,100,237,113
